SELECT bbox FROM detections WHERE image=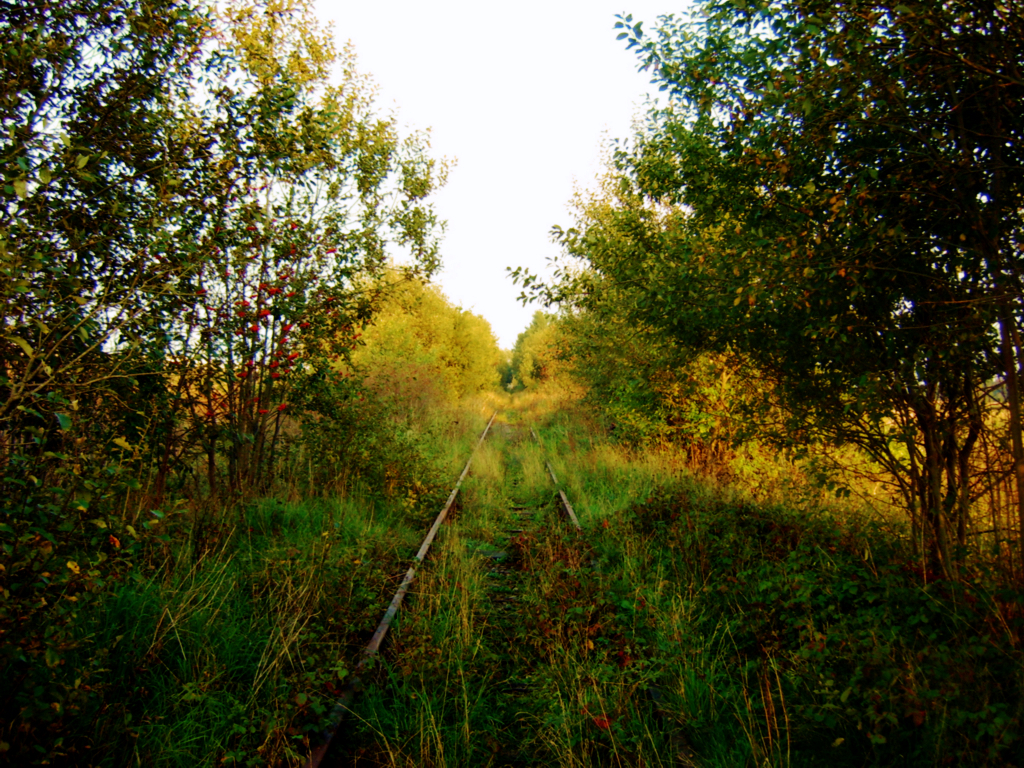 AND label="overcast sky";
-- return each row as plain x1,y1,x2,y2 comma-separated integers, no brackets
313,0,689,348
